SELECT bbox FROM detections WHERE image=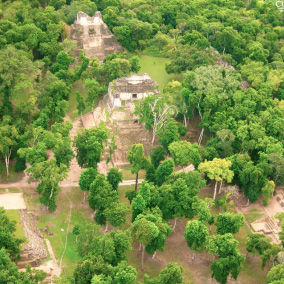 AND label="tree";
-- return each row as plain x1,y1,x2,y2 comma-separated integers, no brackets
198,158,234,200
0,248,46,284
91,261,137,284
79,167,98,203
143,208,172,259
0,119,19,176
144,262,185,284
127,144,148,191
88,174,118,225
50,50,74,73
151,32,171,55
134,96,173,145
156,171,205,231
75,50,90,80
54,137,74,167
84,79,101,111
267,263,284,283
169,141,192,169
262,180,275,206
26,159,68,211
184,220,209,261
104,202,130,230
0,207,23,258
155,159,174,186
192,199,214,227
132,215,159,269
129,56,141,73
246,233,281,269
206,234,245,284
107,167,123,191
89,230,132,266
215,212,244,235
72,225,80,242
74,125,109,169
150,145,167,169
157,118,179,150
76,91,86,118
0,46,38,99
76,223,101,257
